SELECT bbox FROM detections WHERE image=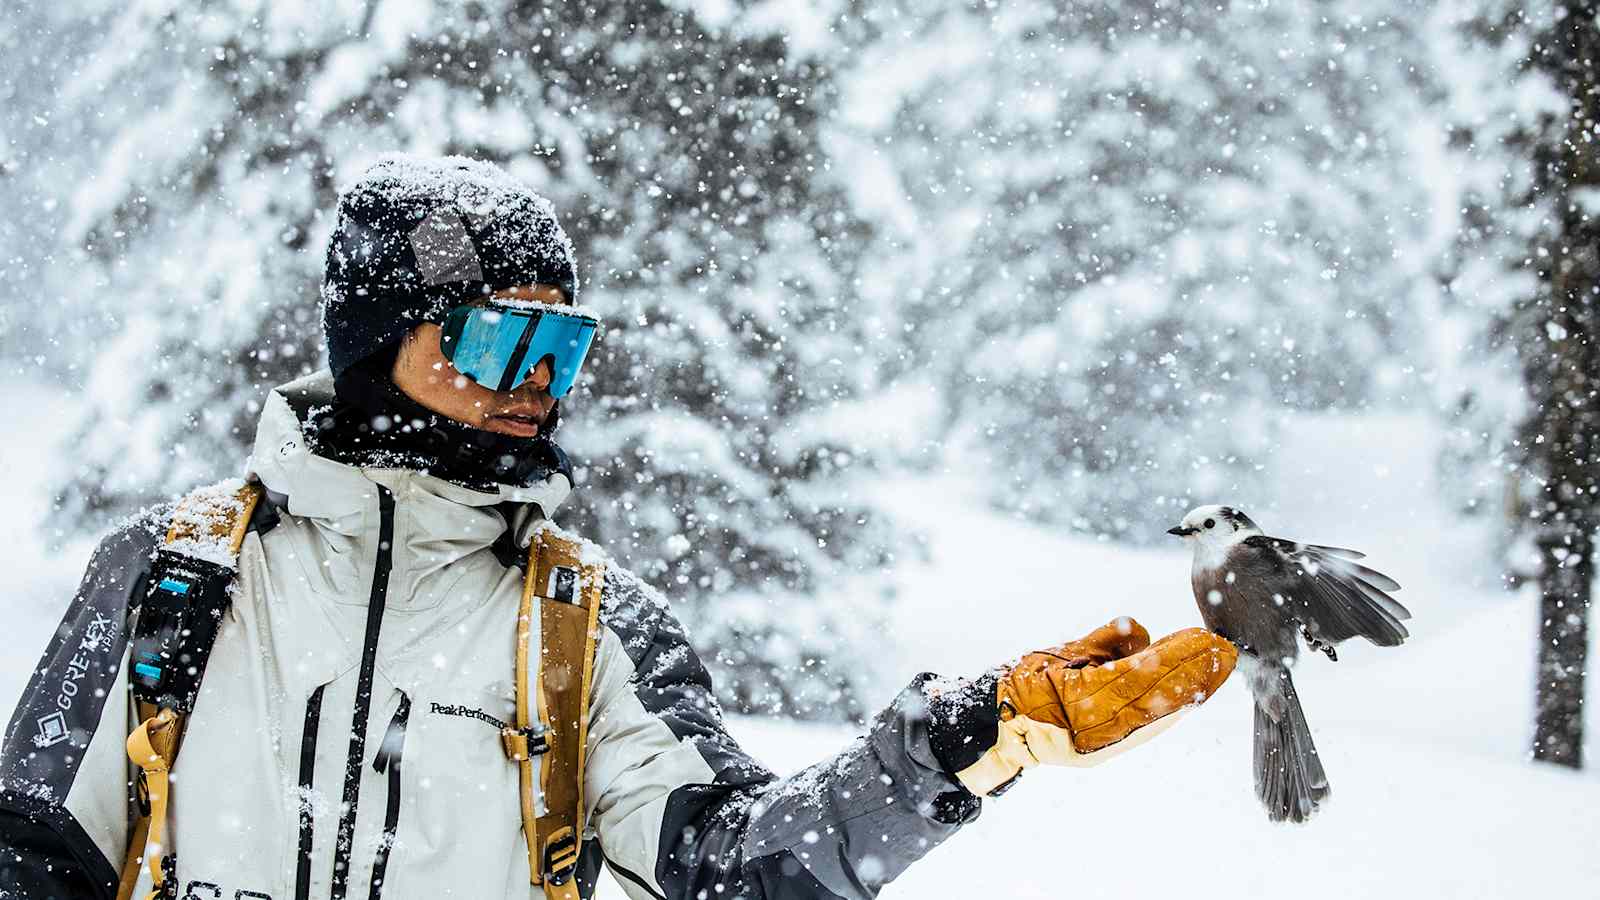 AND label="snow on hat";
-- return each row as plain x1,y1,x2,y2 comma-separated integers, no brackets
320,153,579,378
